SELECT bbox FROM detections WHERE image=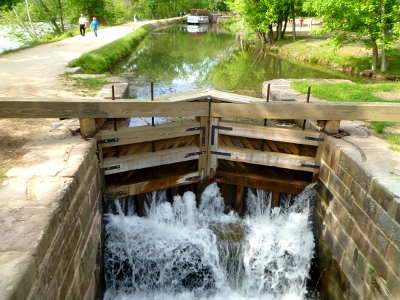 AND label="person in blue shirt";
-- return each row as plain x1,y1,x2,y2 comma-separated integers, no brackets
90,17,99,37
